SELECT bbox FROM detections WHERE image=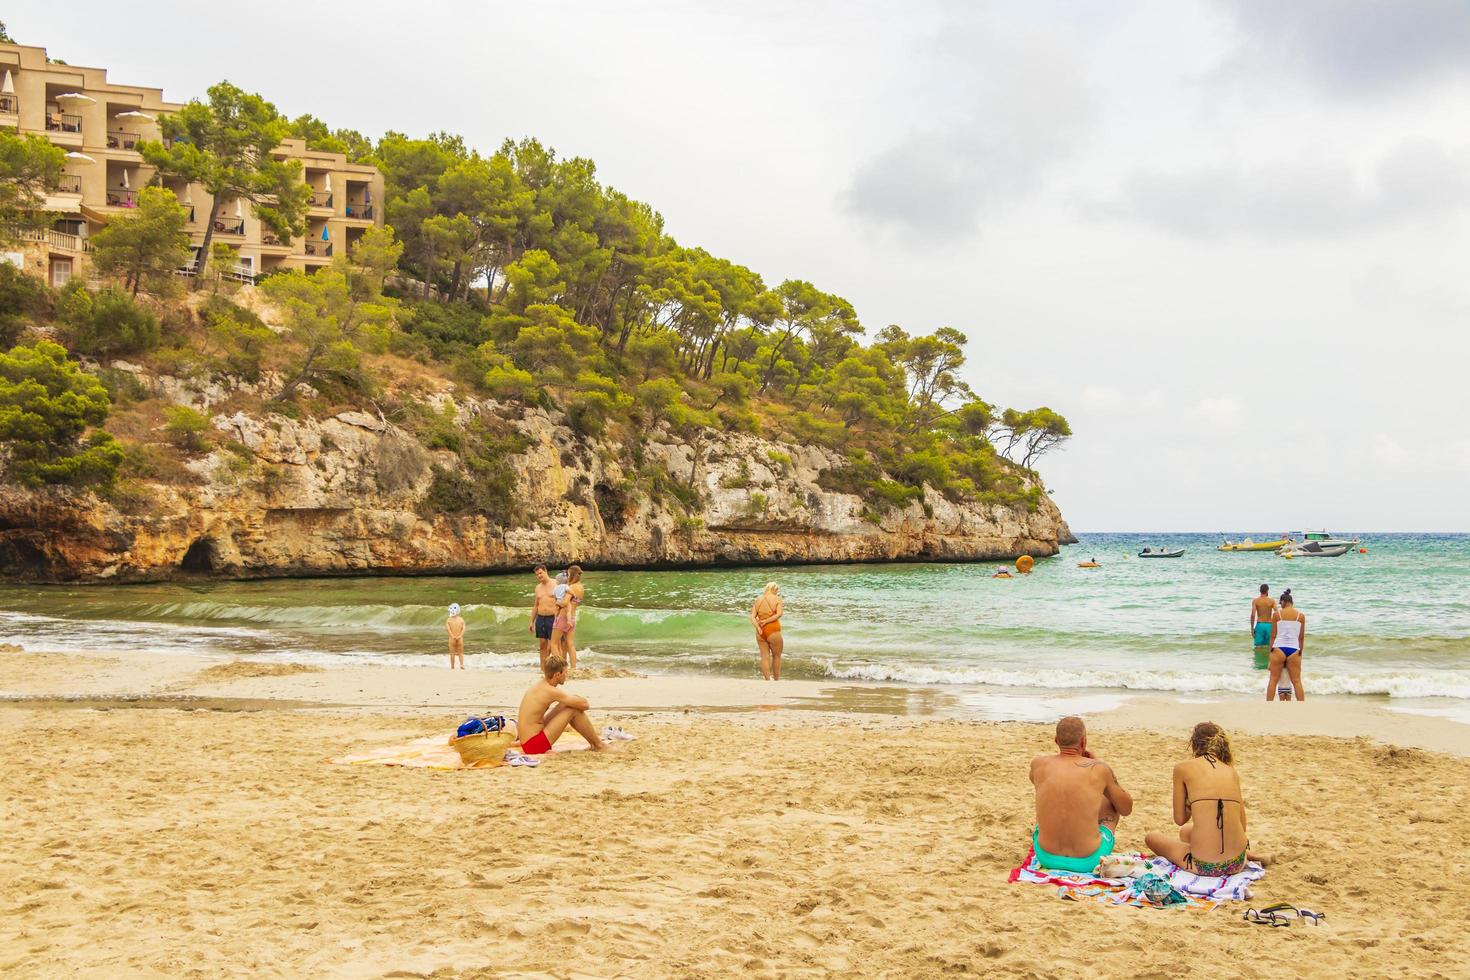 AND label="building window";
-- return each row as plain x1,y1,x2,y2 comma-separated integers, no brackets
49,257,73,288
